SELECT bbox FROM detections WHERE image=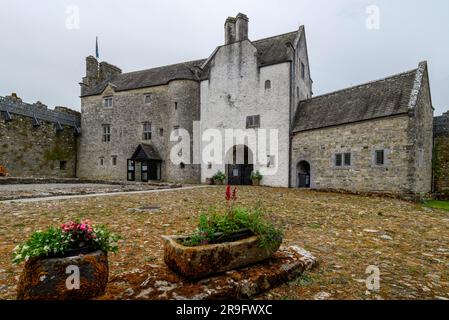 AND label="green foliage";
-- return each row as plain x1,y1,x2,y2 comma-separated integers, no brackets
182,206,283,250
250,170,263,181
212,170,225,182
13,222,120,264
422,200,449,211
